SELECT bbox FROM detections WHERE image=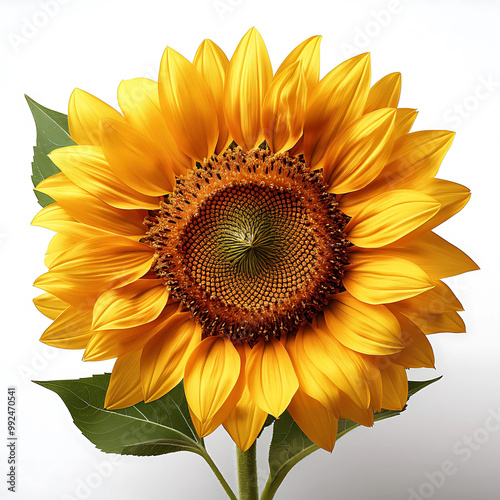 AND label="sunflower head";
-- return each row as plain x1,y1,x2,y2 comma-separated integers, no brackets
145,147,350,344
33,28,477,453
